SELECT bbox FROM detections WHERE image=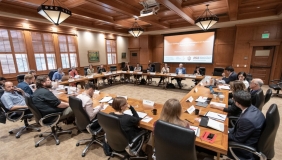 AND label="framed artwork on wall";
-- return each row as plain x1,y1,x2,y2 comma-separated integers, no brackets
88,50,99,62
122,52,126,59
